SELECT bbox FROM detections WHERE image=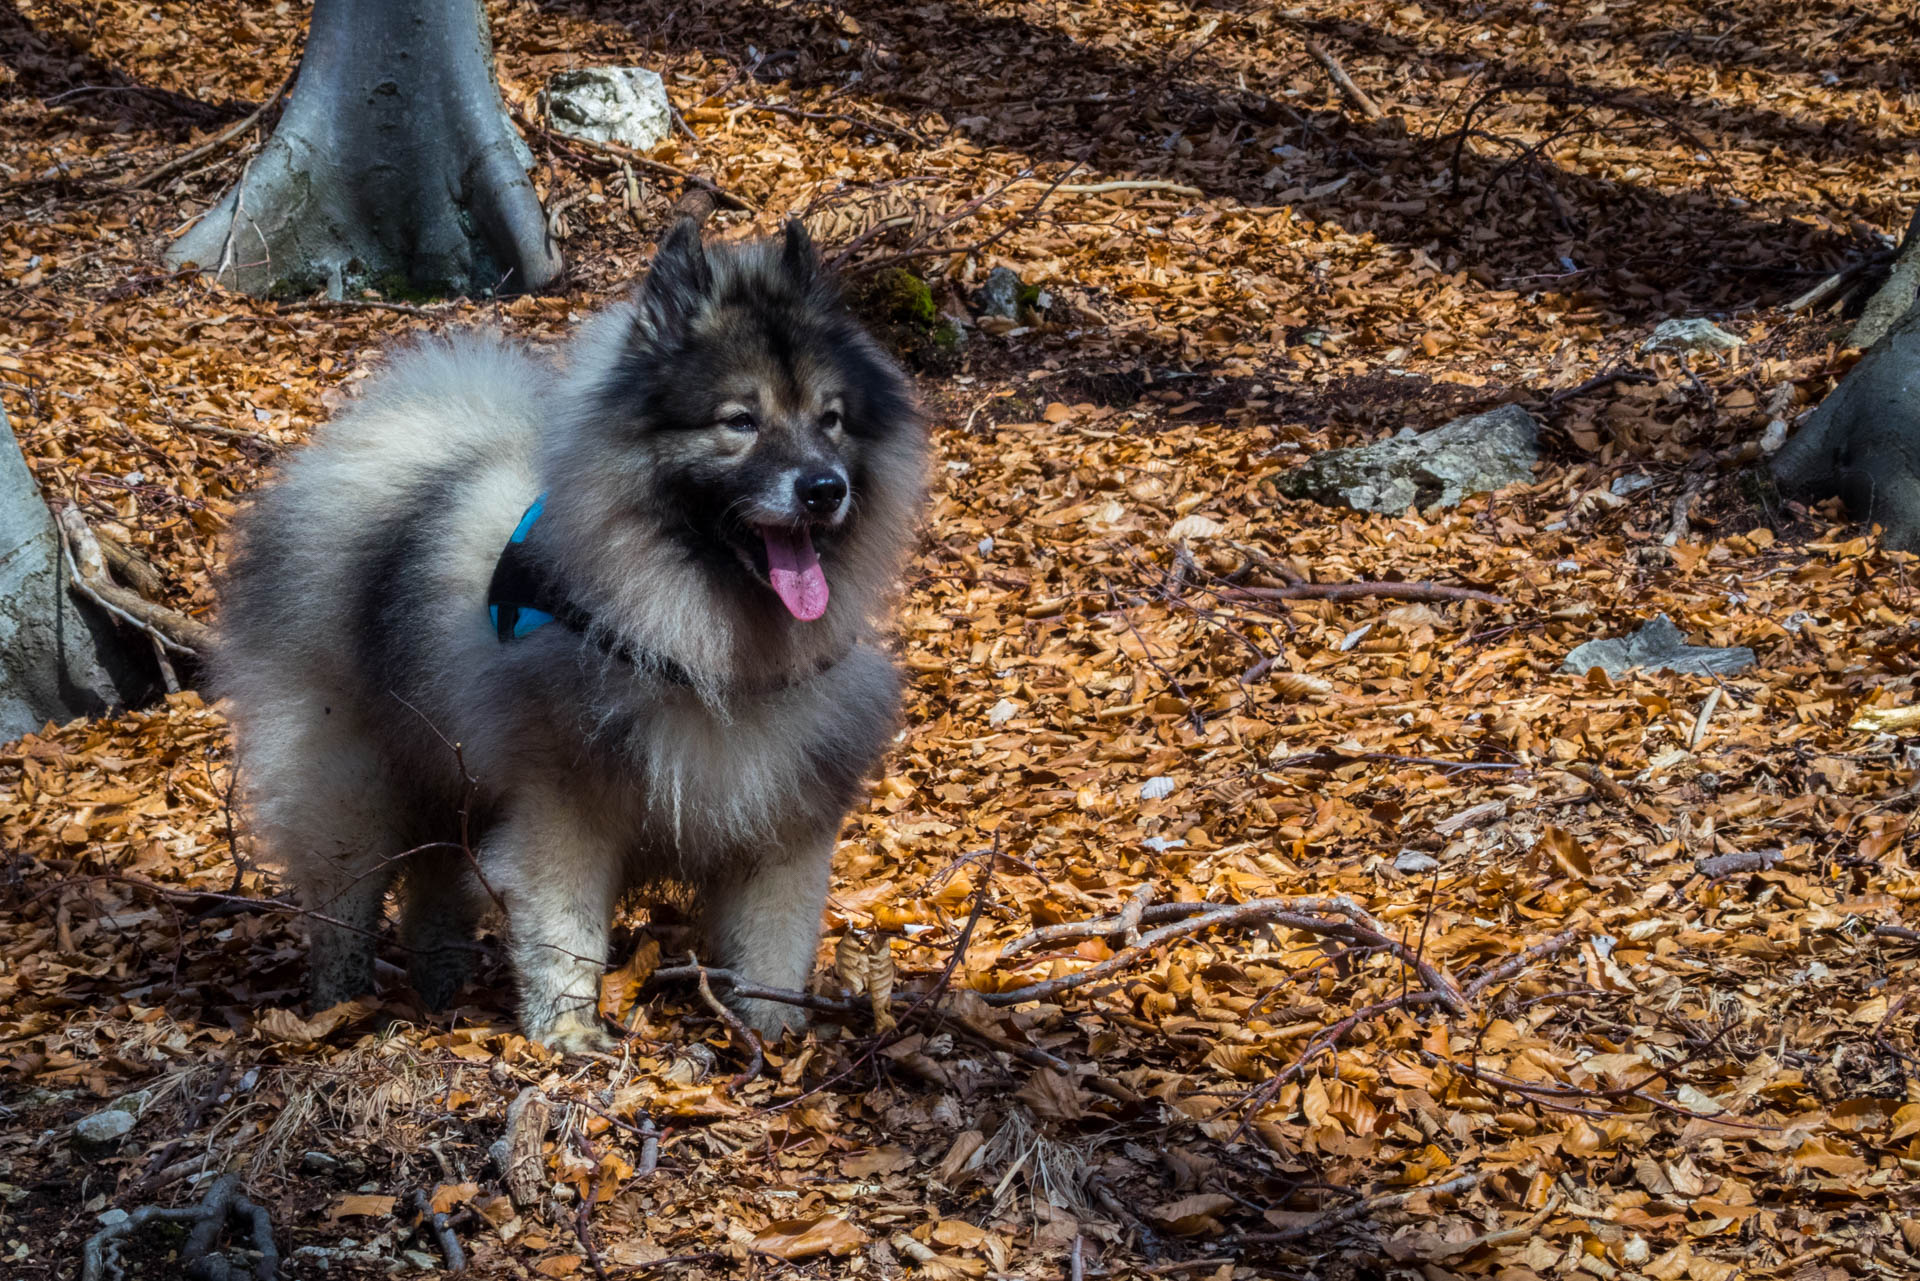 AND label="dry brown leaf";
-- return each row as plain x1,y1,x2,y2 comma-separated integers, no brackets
750,1216,869,1260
